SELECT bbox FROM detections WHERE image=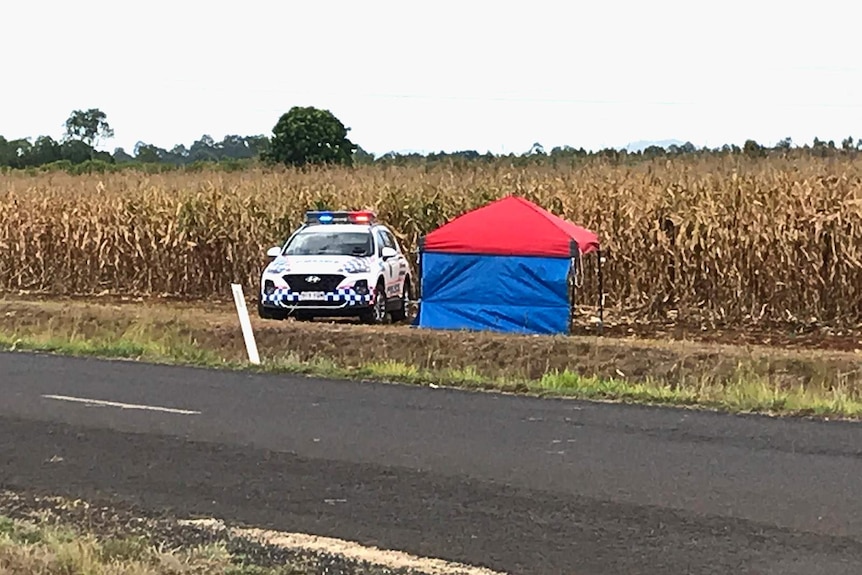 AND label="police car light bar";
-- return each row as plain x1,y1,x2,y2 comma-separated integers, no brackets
305,210,377,225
